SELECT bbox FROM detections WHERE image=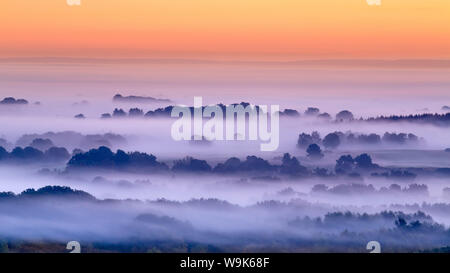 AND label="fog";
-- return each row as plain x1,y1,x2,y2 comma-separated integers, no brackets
0,60,450,252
